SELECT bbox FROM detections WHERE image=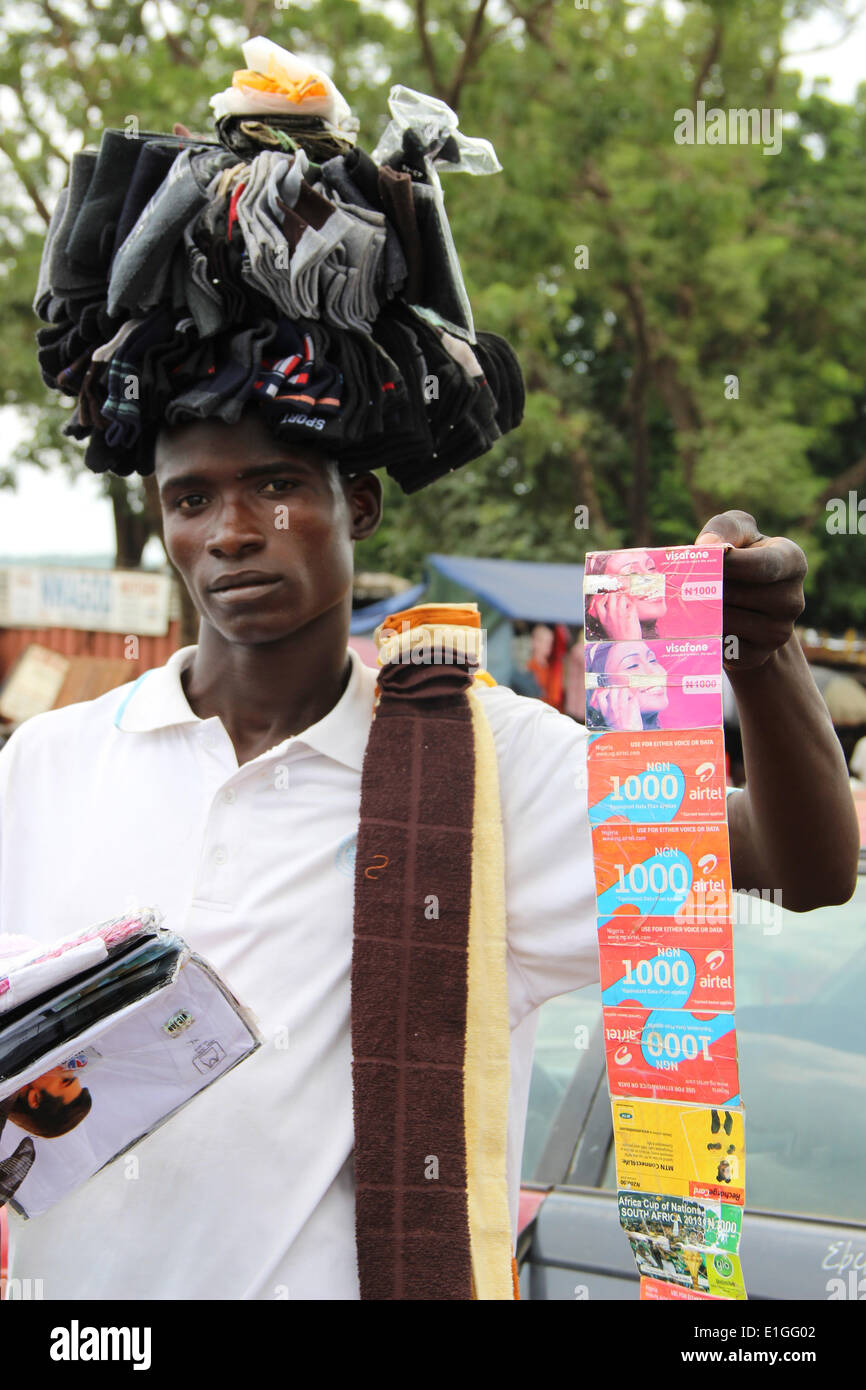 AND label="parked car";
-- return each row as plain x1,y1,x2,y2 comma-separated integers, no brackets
518,860,866,1300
